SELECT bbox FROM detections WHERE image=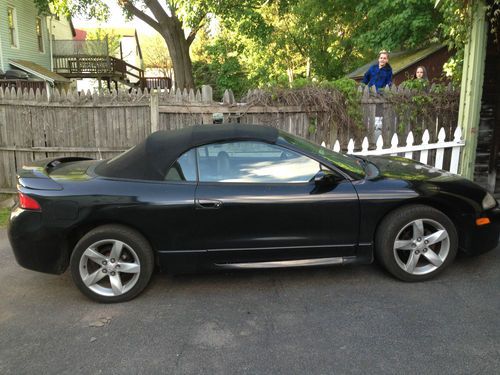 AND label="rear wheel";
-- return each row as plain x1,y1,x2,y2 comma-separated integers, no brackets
375,205,458,281
70,225,154,303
